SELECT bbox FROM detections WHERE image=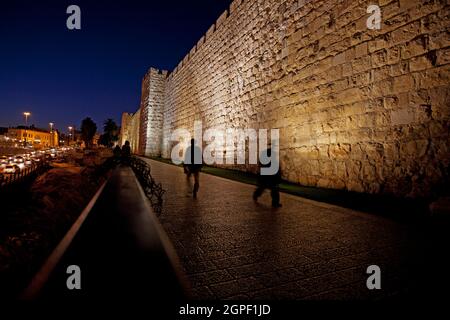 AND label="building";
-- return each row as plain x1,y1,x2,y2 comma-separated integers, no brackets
7,126,59,148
